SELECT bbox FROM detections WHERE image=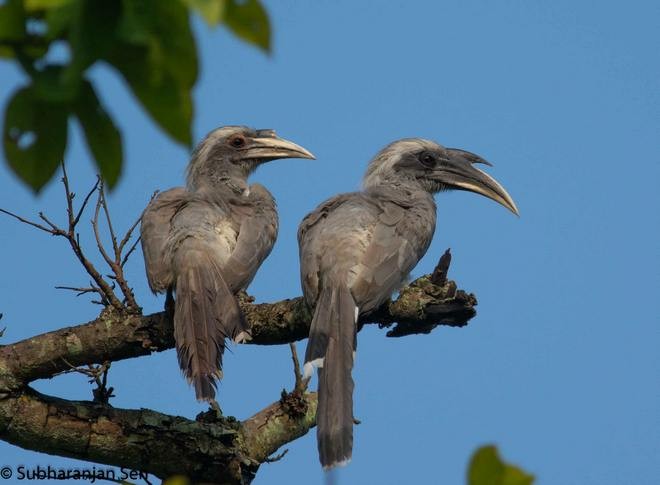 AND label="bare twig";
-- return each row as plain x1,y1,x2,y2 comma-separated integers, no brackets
121,236,141,268
118,217,141,254
93,187,118,268
61,163,76,230
1,169,125,310
0,208,54,234
37,211,64,234
264,449,289,463
55,285,102,297
278,345,312,421
0,167,141,314
289,343,309,394
90,182,140,312
59,176,124,310
98,182,120,261
73,177,101,227
60,359,115,404
118,190,155,268
55,281,111,306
